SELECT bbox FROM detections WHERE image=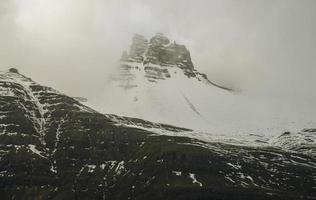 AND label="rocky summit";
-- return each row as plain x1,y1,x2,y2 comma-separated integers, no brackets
124,33,193,69
116,33,230,89
104,34,239,131
0,69,315,200
105,34,316,135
